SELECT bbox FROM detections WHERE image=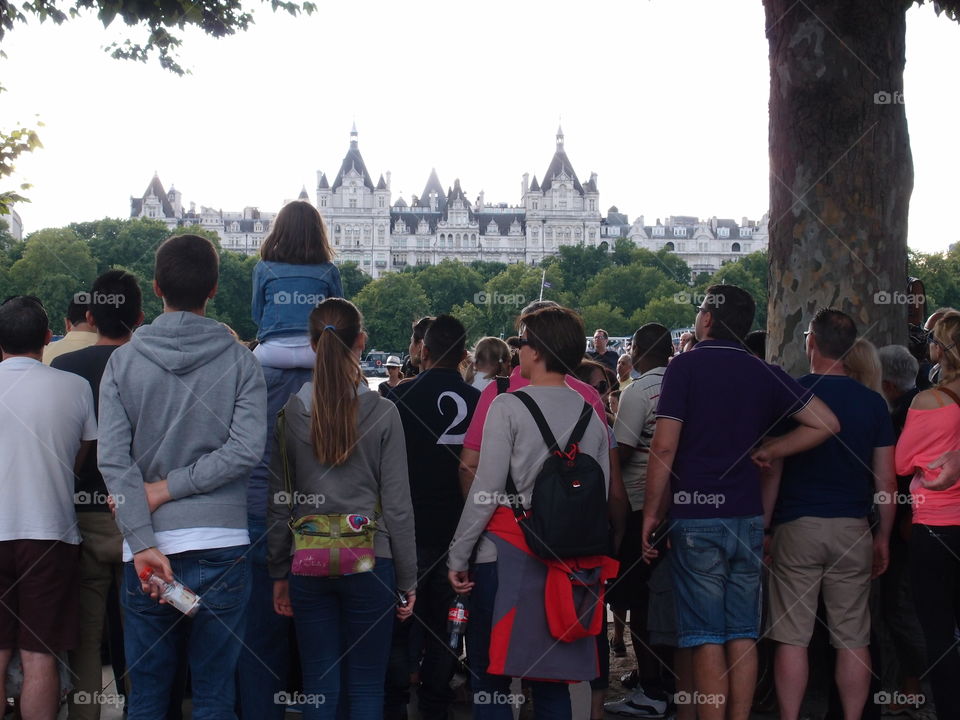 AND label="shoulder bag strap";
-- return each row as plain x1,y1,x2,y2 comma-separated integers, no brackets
277,409,294,511
937,385,960,407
